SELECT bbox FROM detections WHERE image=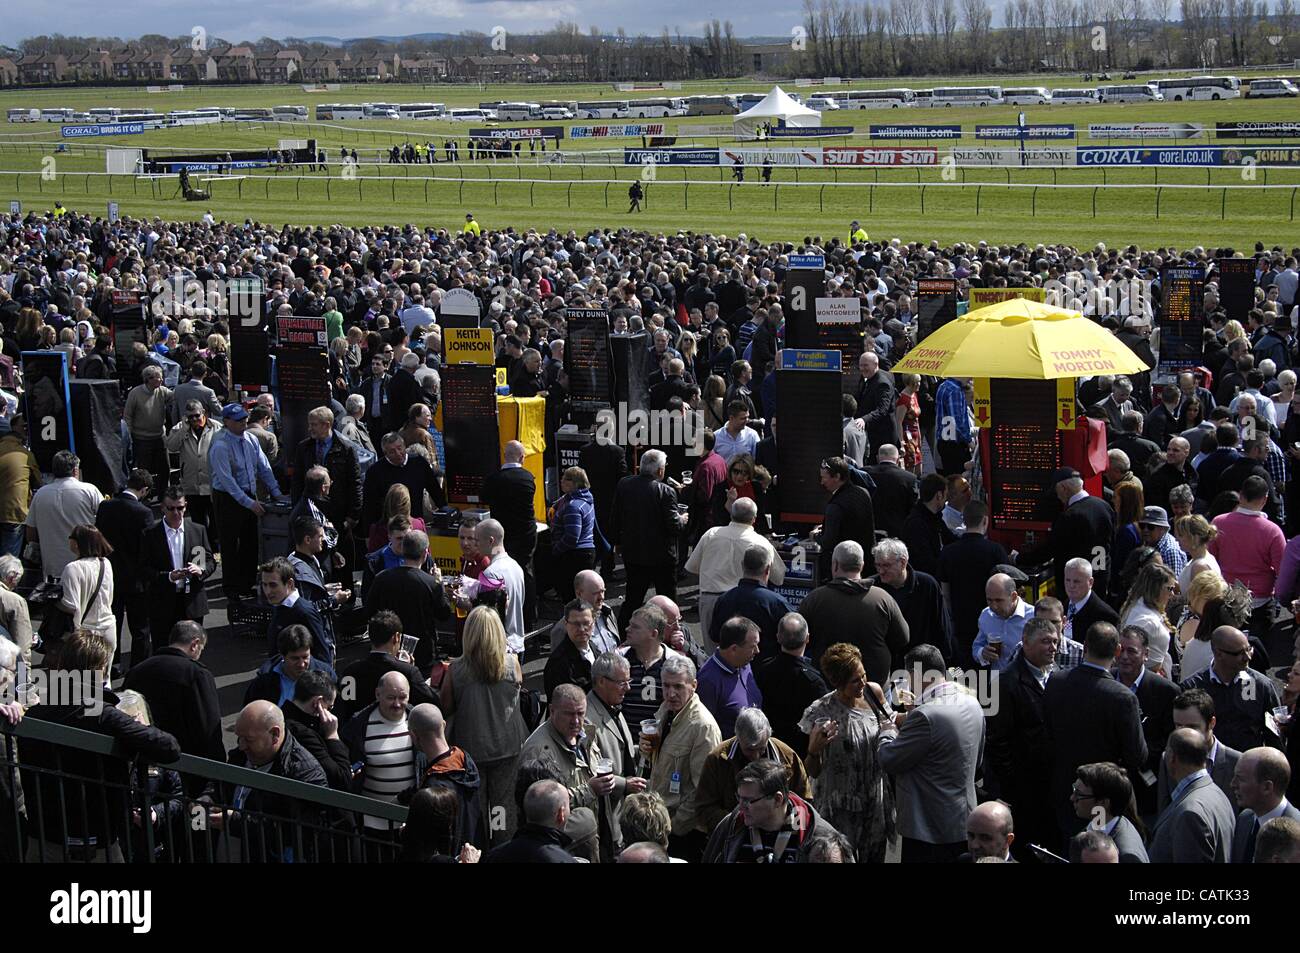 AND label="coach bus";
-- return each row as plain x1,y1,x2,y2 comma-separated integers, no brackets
576,100,630,119
39,108,76,122
496,102,542,121
1049,88,1101,105
272,105,308,120
166,110,222,126
1097,84,1164,103
838,88,916,109
626,97,688,118
930,86,1004,106
398,103,445,118
231,108,273,121
87,107,123,120
684,94,735,115
116,111,166,124
7,108,38,122
1003,87,1051,105
1151,75,1241,100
